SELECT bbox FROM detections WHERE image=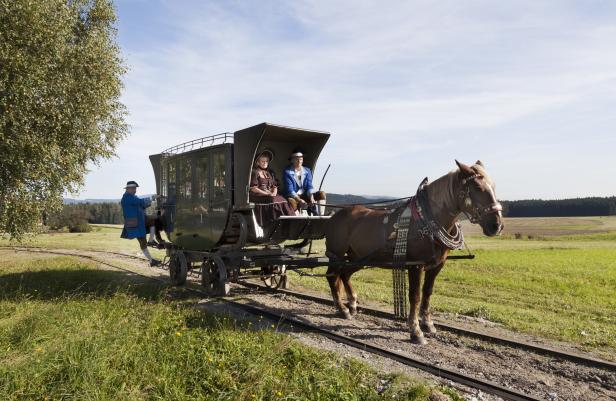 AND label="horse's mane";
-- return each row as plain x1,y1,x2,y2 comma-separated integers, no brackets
471,163,496,190
425,170,459,227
